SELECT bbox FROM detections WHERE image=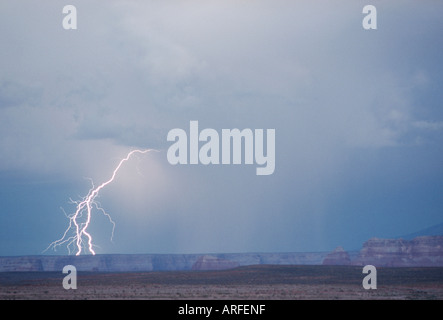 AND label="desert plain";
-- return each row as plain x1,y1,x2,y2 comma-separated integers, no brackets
0,265,442,300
